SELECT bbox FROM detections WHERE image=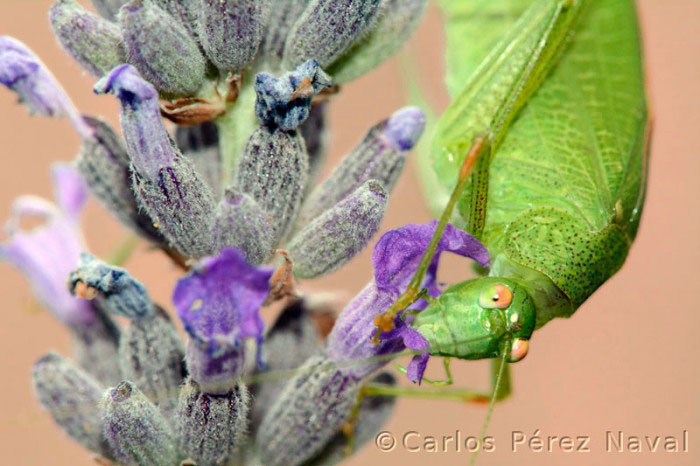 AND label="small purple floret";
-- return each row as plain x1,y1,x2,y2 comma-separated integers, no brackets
174,248,273,356
94,64,158,105
0,164,95,327
94,64,174,180
0,36,92,138
326,220,490,383
381,106,426,152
